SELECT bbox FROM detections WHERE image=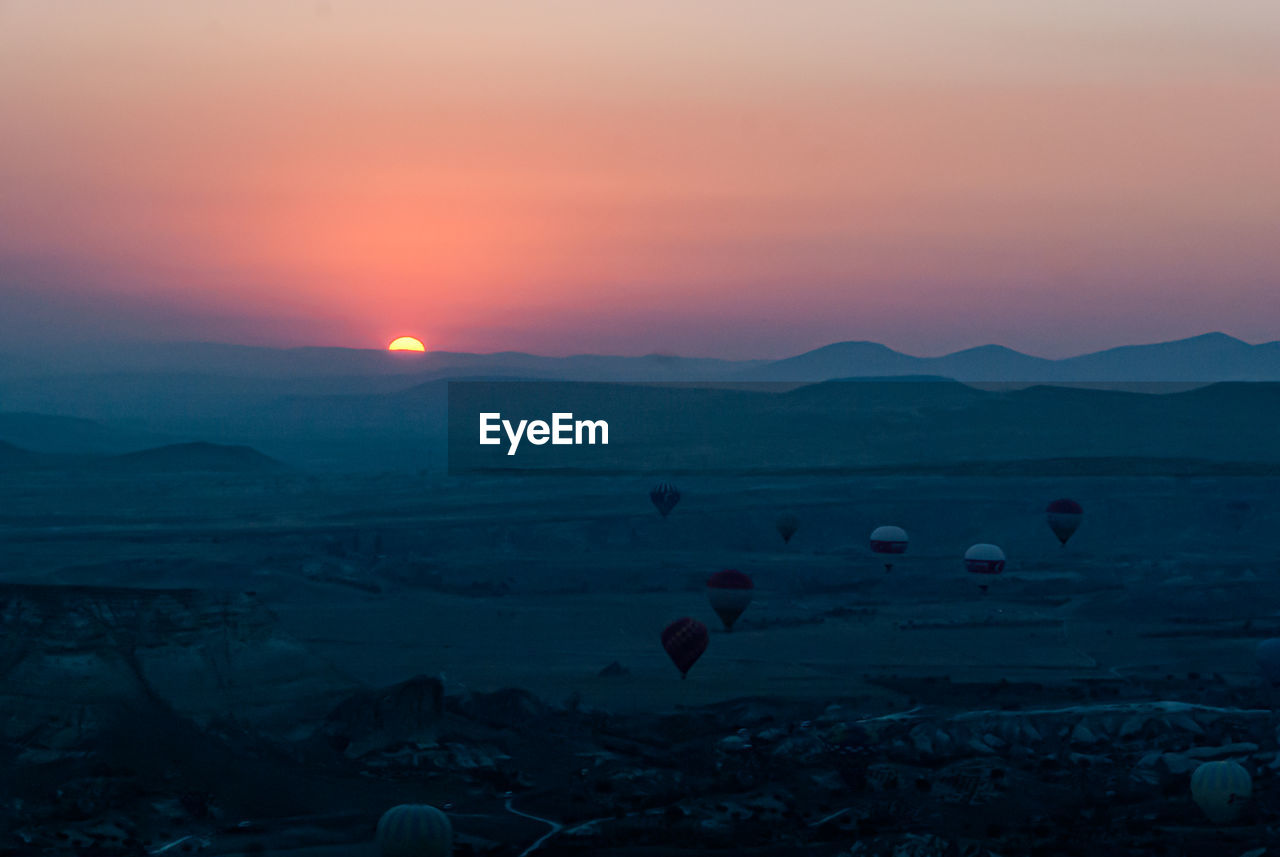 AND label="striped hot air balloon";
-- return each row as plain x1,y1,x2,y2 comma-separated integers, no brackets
376,804,452,857
1046,498,1083,546
964,543,1005,594
661,617,709,678
650,482,681,518
707,569,754,631
869,525,908,572
1190,760,1252,824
